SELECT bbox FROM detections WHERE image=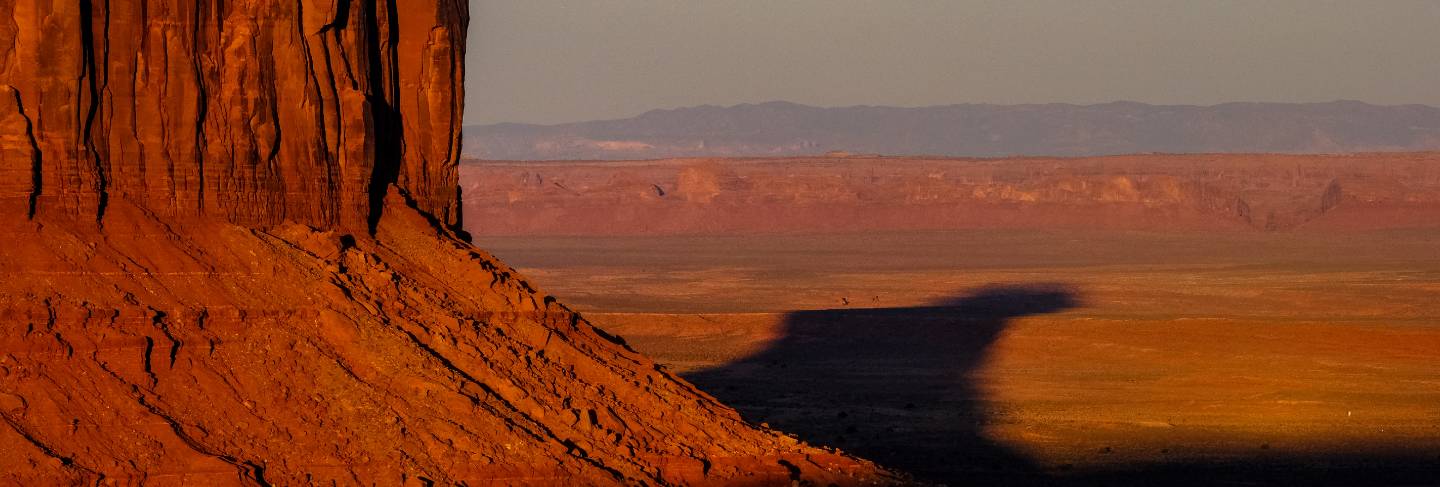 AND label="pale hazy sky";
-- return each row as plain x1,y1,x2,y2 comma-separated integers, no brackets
464,1,1440,125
